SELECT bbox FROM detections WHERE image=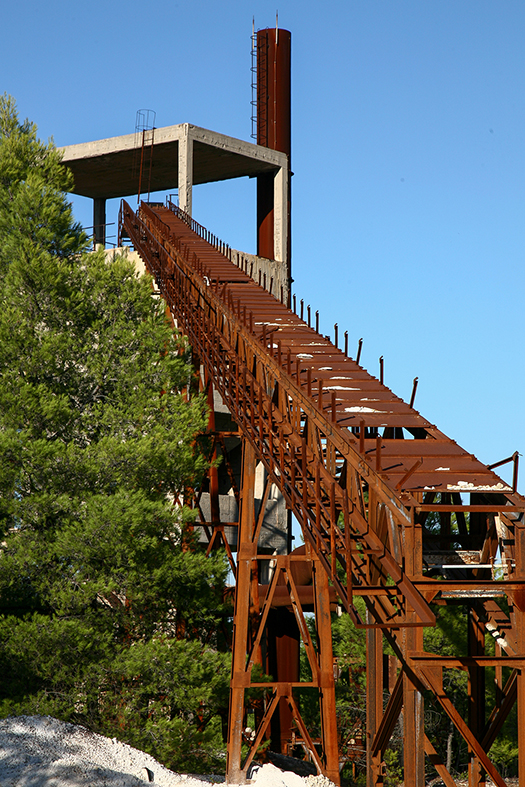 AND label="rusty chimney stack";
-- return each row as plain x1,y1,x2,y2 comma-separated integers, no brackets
255,23,291,292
